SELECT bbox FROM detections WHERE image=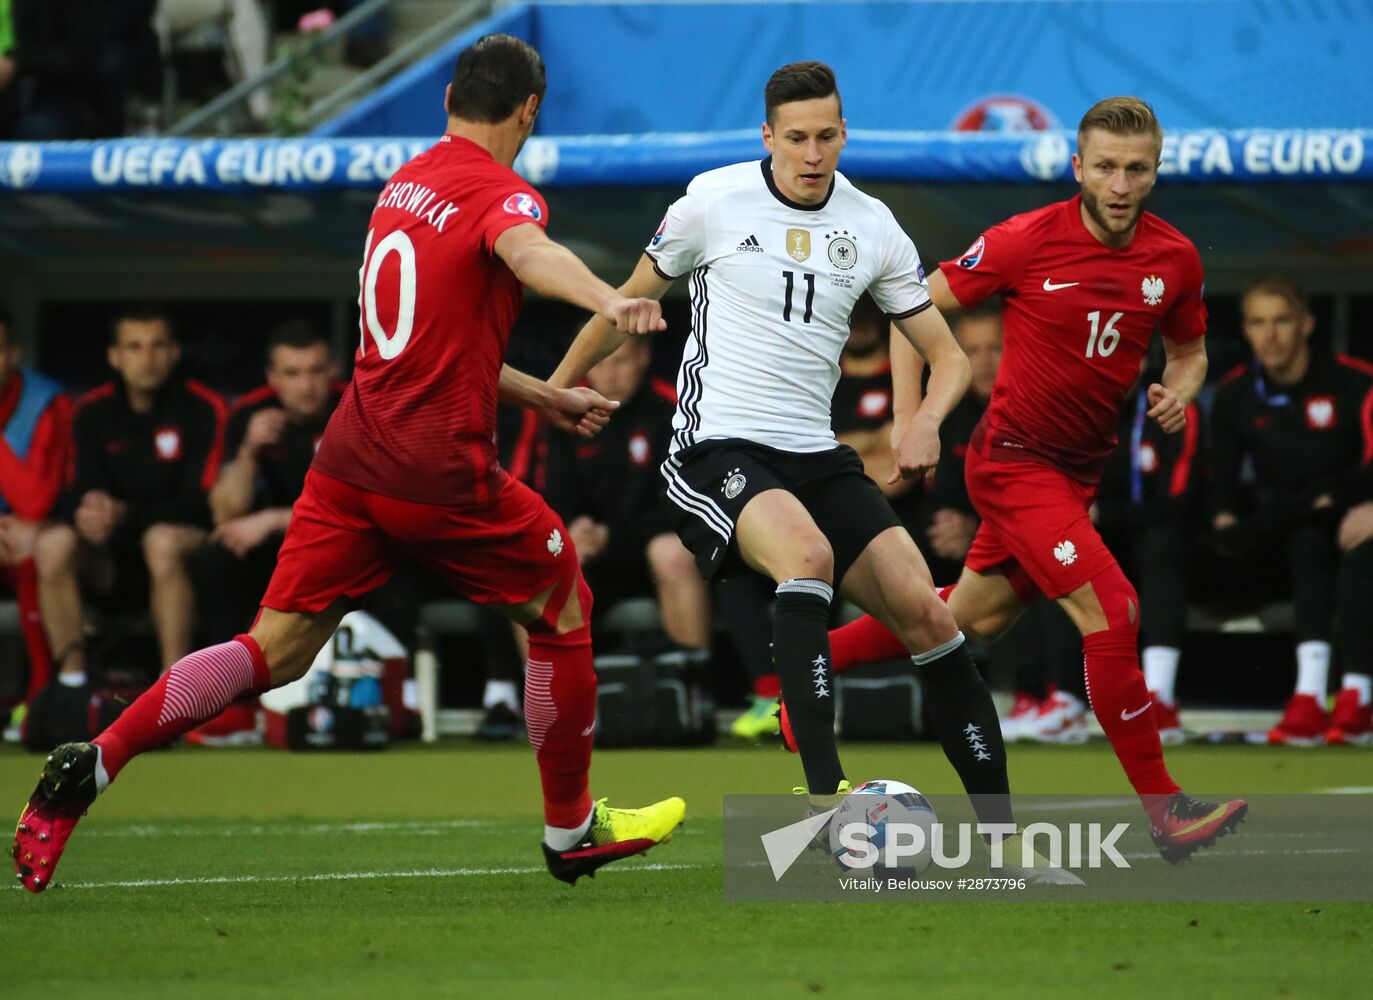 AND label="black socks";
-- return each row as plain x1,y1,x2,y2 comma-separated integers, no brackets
915,633,1014,828
774,578,845,795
